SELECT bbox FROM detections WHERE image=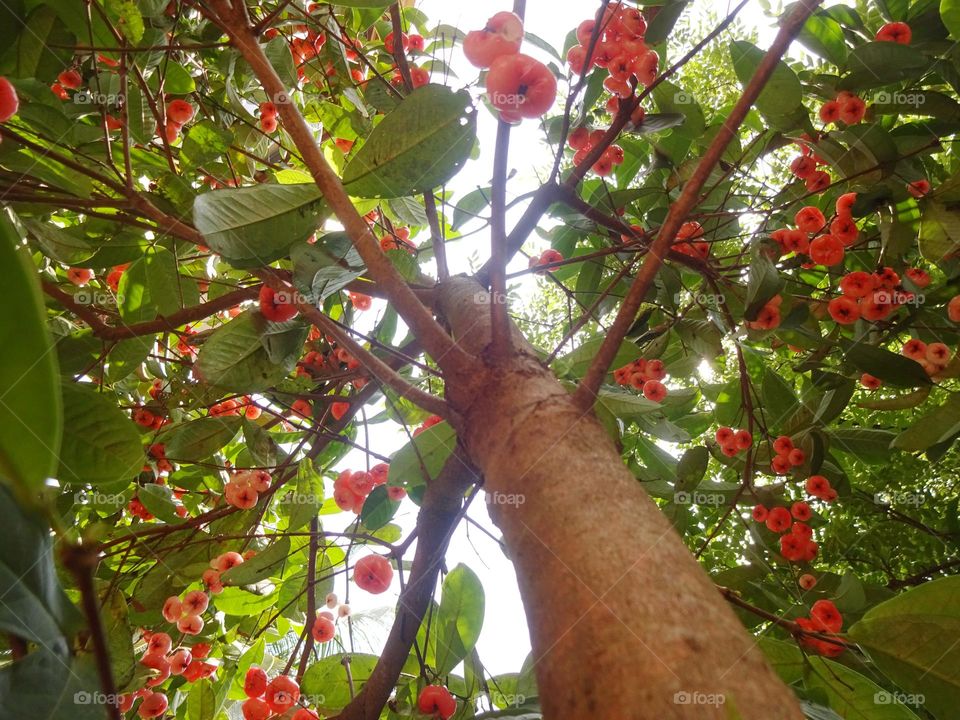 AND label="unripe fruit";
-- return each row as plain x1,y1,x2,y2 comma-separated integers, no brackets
353,554,393,594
